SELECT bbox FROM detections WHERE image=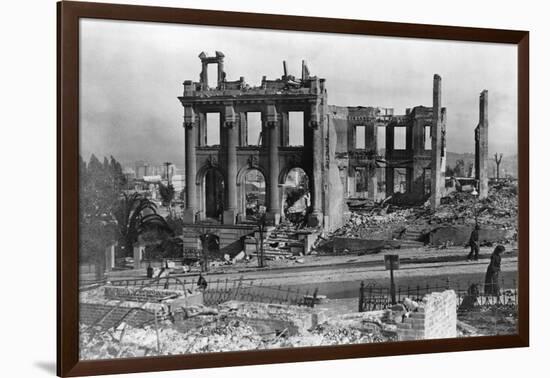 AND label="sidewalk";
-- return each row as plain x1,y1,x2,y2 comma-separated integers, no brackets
104,244,518,281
